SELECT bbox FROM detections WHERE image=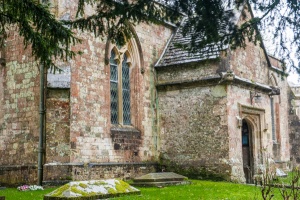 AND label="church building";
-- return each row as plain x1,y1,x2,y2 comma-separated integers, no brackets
0,1,295,185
